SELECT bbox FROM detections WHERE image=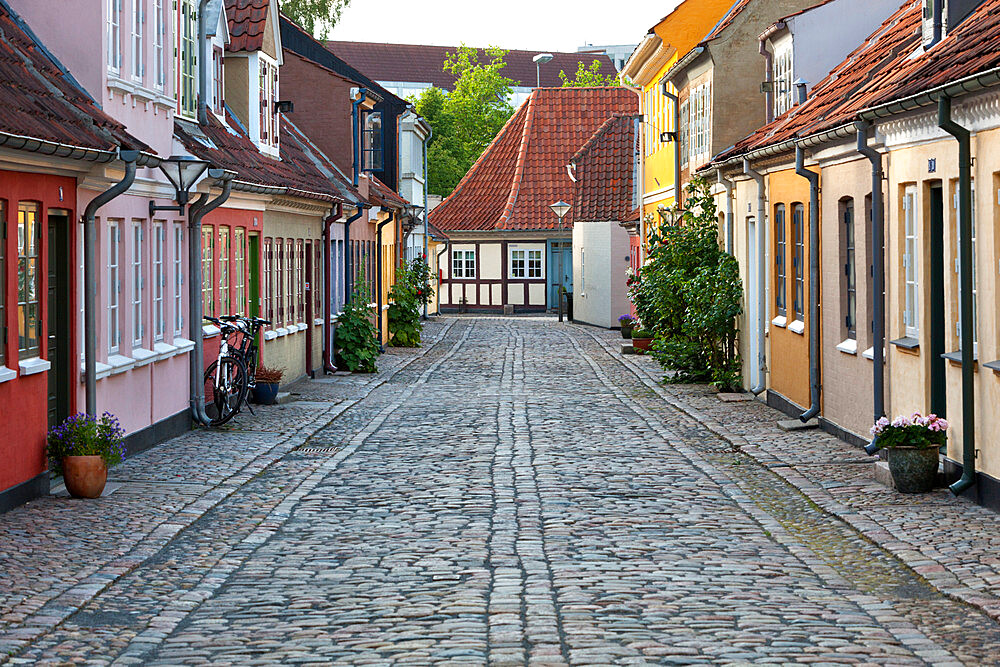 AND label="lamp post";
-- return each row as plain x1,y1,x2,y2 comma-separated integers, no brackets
533,53,553,88
149,155,211,217
549,200,571,315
